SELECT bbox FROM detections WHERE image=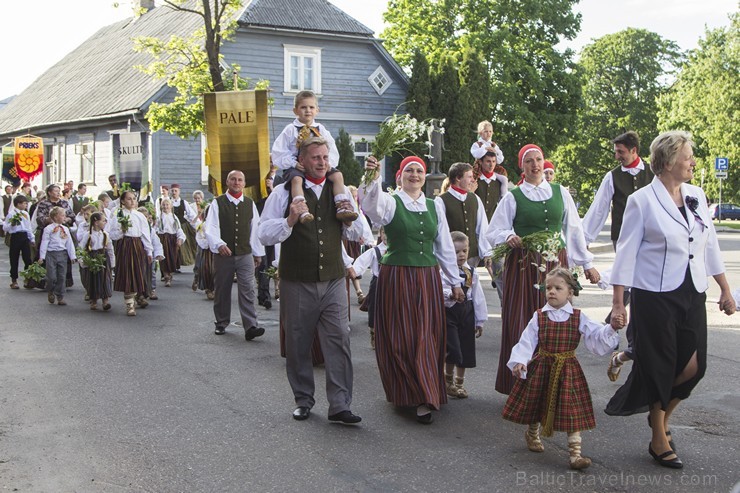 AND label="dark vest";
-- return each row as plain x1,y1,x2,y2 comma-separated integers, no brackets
72,195,89,214
475,177,502,221
440,191,480,258
610,165,652,241
216,194,254,256
2,195,10,216
172,199,186,224
279,185,344,282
